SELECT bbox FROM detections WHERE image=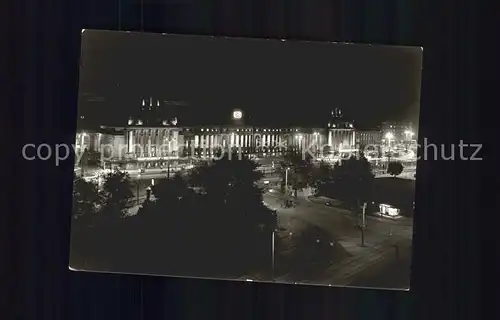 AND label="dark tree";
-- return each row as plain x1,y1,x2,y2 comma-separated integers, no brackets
152,174,189,204
191,151,263,199
278,149,314,197
330,154,375,210
387,161,404,177
186,151,278,275
72,175,101,219
311,161,335,195
100,169,134,218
